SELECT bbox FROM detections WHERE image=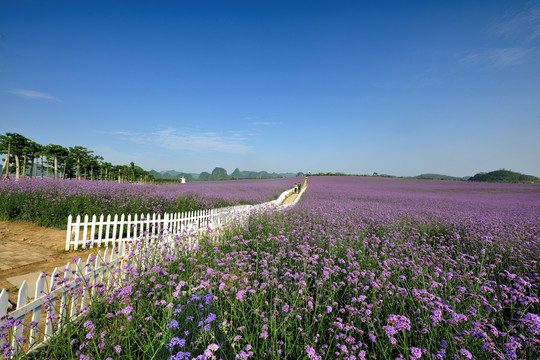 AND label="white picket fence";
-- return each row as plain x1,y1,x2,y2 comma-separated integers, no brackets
0,243,126,358
65,204,253,251
0,182,308,358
